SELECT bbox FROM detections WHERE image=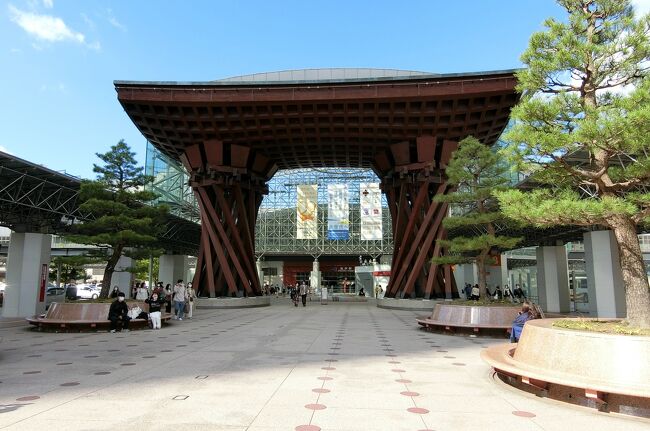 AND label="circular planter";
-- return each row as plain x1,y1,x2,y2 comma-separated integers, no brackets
416,302,520,336
482,318,650,417
195,296,270,309
377,298,441,311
